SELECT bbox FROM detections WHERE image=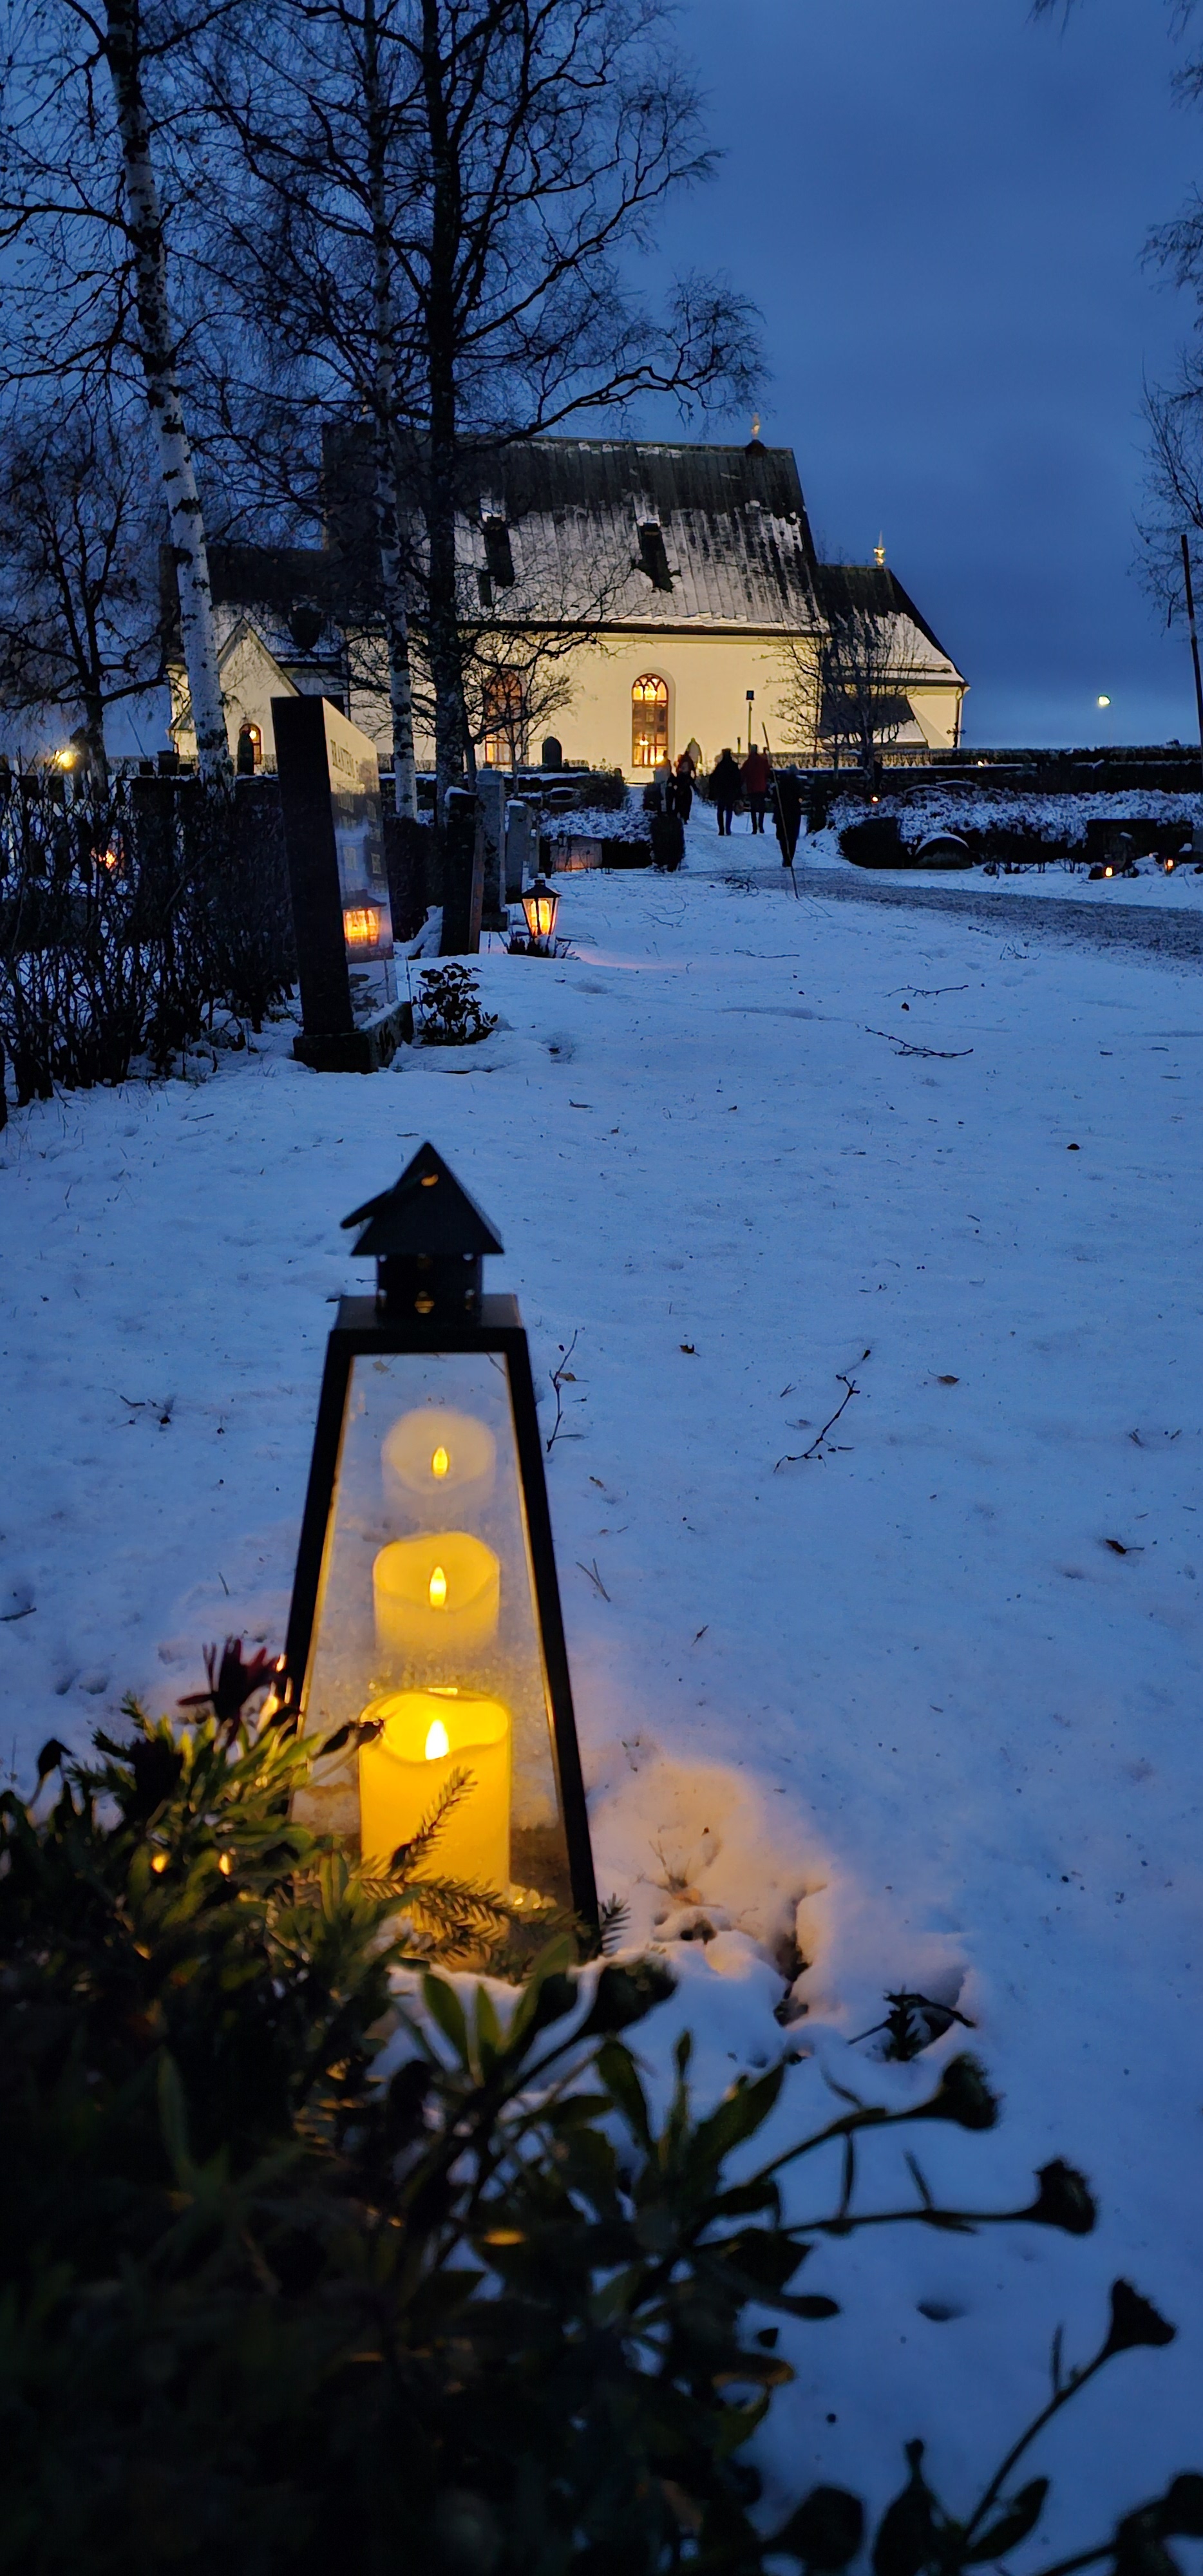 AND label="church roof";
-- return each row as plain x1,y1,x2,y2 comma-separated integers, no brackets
814,564,964,681
319,430,822,634
176,442,960,676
